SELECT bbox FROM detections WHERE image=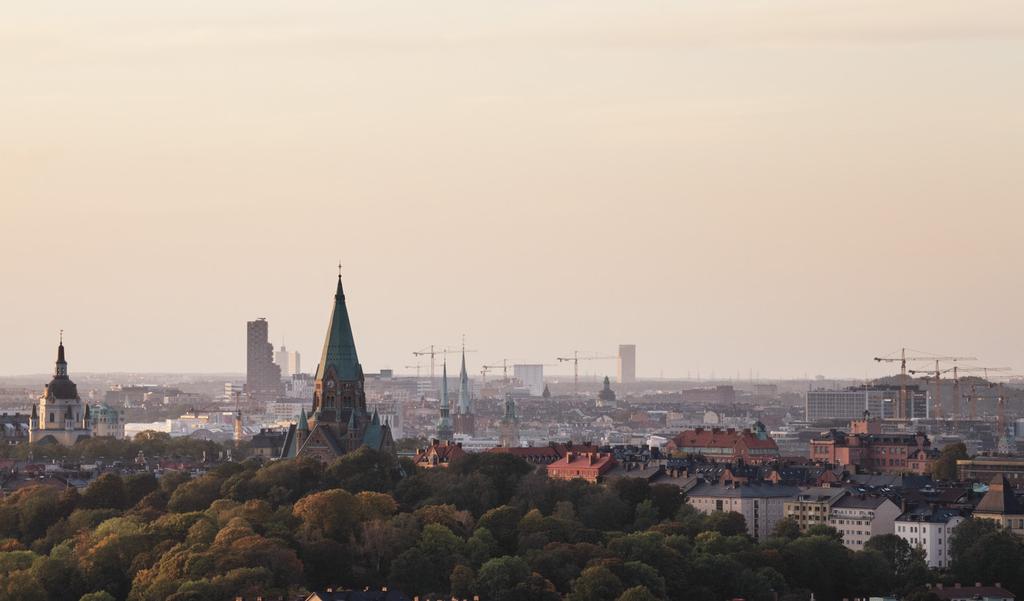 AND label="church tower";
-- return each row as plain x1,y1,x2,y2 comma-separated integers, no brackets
453,346,476,436
312,274,367,427
280,272,394,461
30,335,92,446
437,358,454,440
498,392,520,448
